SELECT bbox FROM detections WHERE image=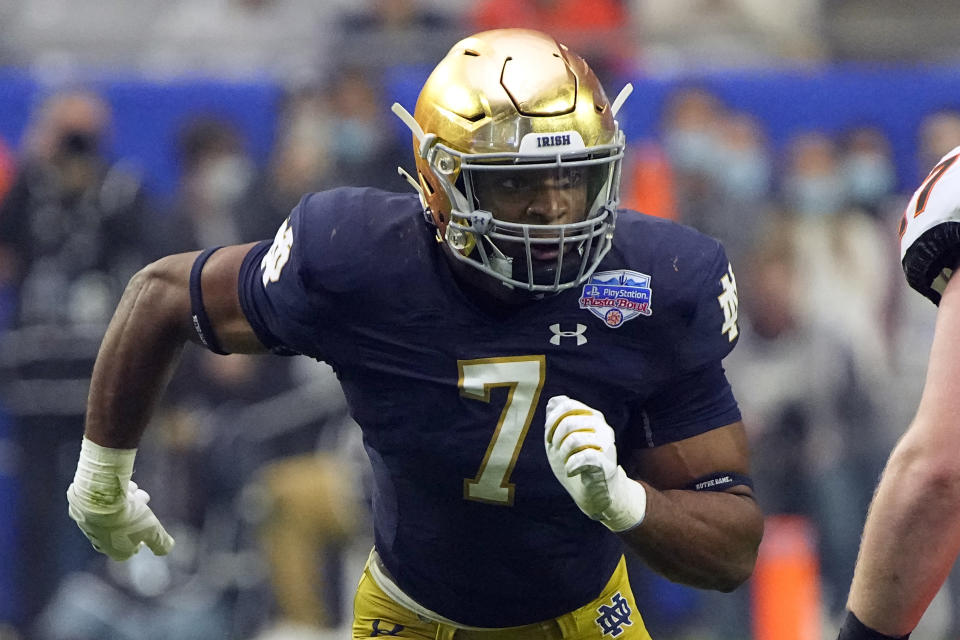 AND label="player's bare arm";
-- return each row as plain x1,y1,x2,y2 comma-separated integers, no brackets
621,420,762,592
68,243,263,561
85,243,264,448
844,273,960,638
545,397,761,593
